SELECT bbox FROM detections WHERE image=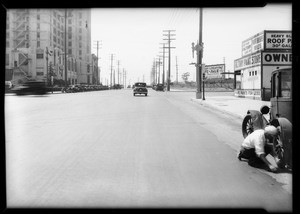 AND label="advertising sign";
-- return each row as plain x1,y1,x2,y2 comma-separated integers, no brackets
234,52,261,70
262,52,292,65
204,64,225,79
242,32,264,56
265,31,292,49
